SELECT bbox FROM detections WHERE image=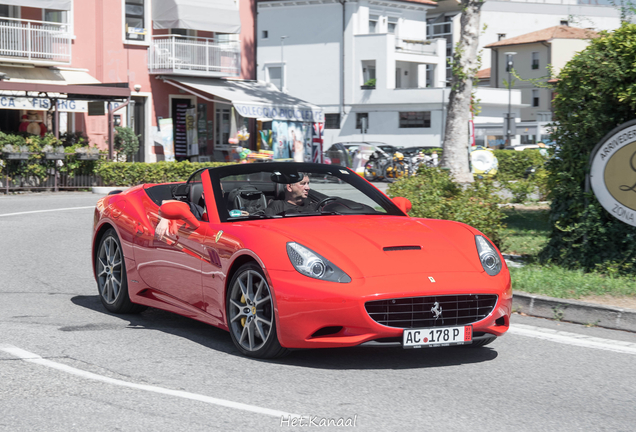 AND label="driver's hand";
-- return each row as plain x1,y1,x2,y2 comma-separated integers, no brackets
155,218,177,240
